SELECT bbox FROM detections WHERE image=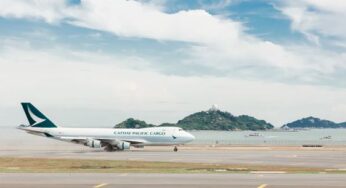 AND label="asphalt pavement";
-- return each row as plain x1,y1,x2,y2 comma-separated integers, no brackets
1,173,346,188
